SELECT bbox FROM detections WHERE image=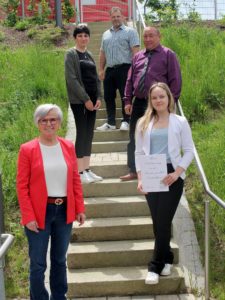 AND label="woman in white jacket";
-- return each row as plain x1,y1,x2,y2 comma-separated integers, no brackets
135,82,194,285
